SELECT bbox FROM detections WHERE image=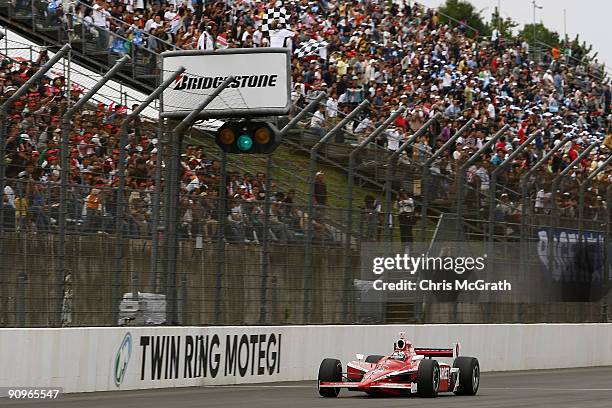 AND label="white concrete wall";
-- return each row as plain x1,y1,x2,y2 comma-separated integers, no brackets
1,324,611,393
